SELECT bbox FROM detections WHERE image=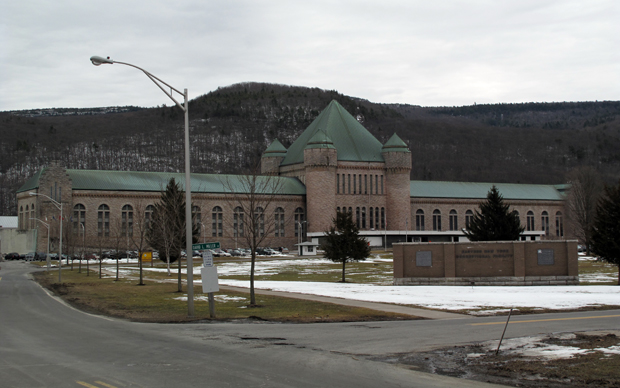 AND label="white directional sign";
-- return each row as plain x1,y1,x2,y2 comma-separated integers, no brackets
201,266,219,293
202,250,213,267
